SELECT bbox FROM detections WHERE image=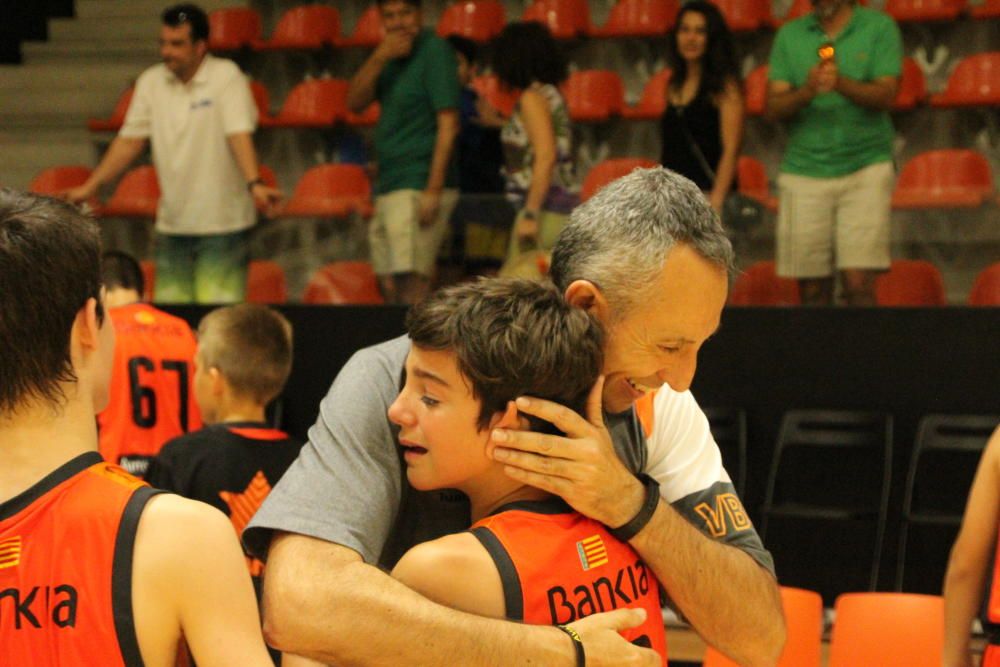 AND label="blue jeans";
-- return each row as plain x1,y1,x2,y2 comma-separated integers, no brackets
154,230,250,304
